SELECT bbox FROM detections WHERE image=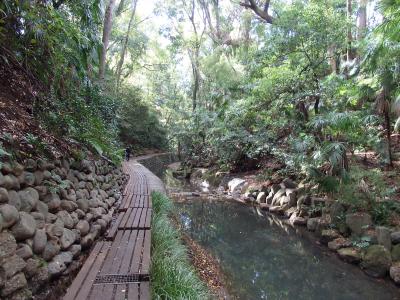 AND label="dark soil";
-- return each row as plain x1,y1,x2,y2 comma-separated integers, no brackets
0,51,75,159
